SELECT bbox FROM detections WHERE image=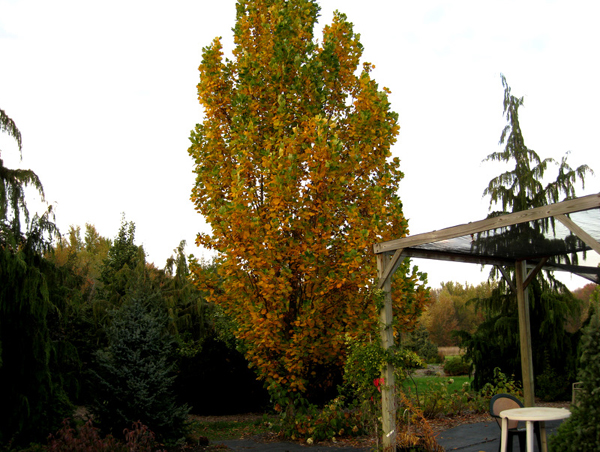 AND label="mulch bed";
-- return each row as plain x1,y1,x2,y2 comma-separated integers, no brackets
71,396,570,451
